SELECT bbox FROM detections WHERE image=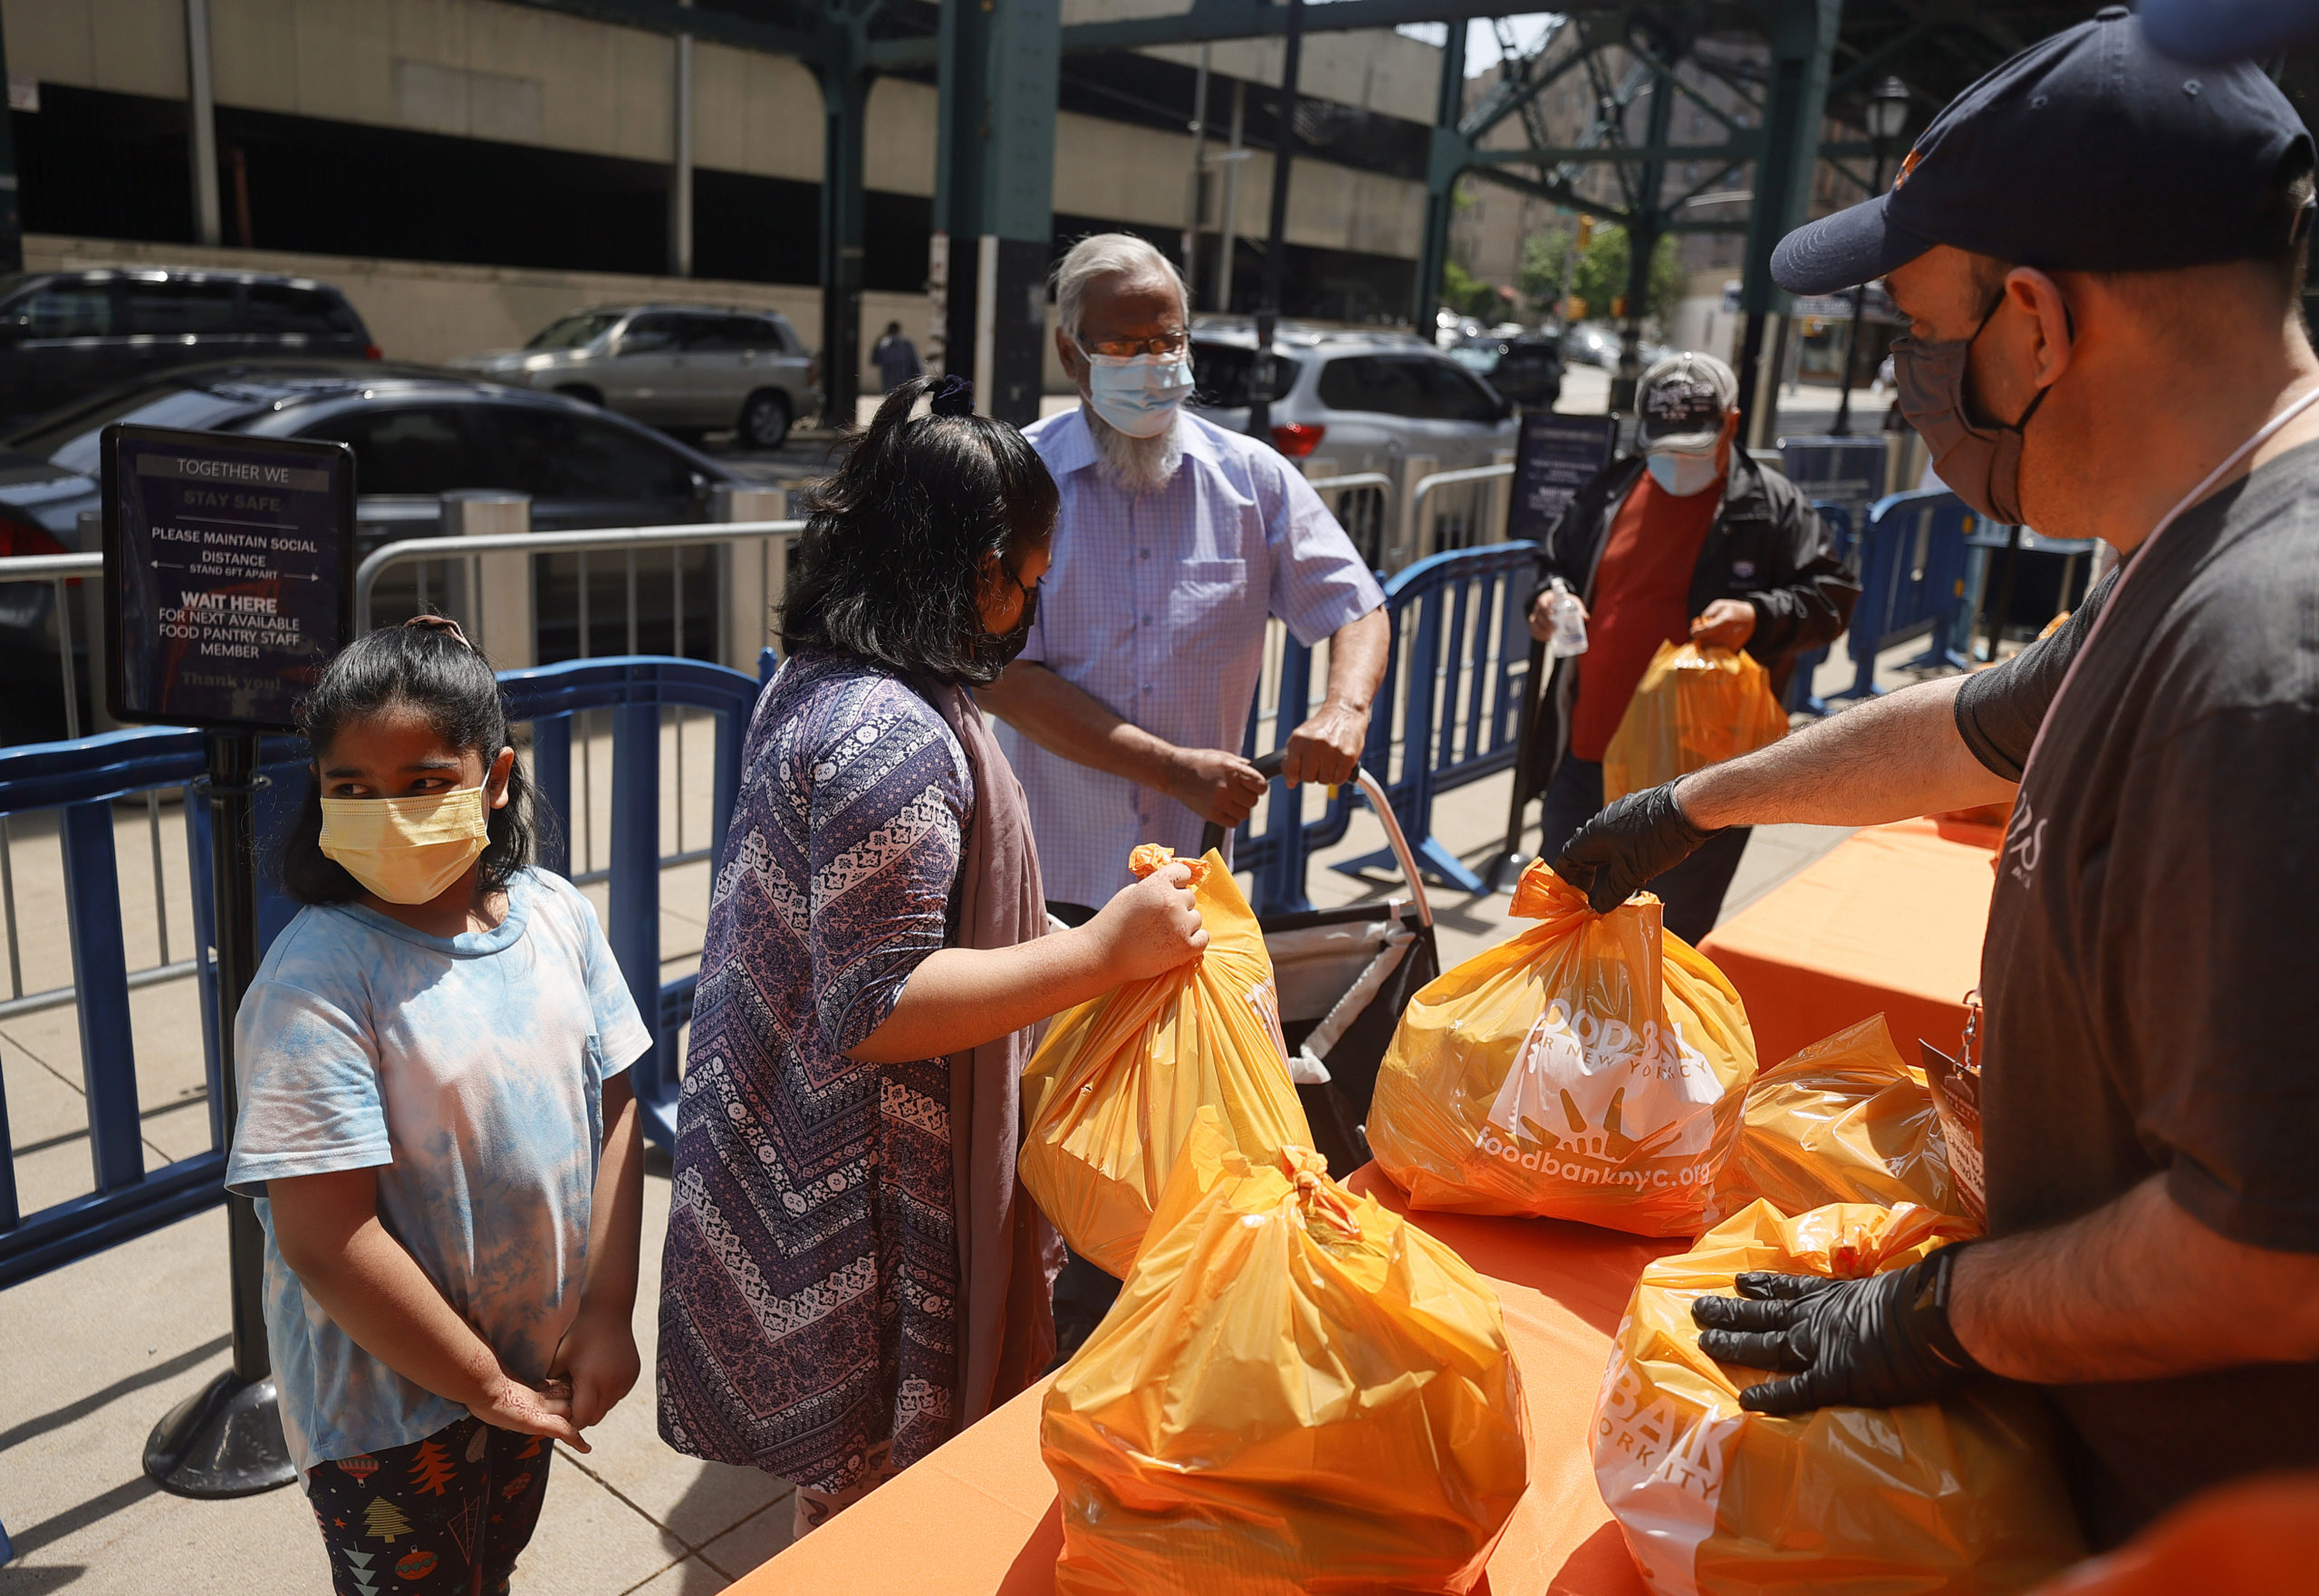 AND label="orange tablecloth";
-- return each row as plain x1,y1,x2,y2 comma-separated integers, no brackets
1698,816,1998,1072
737,1167,1675,1596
